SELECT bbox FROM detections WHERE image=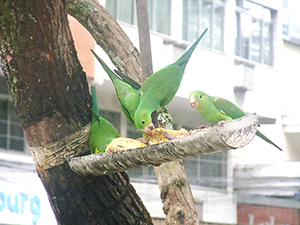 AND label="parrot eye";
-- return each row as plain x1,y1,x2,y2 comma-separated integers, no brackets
142,120,145,125
199,95,202,99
